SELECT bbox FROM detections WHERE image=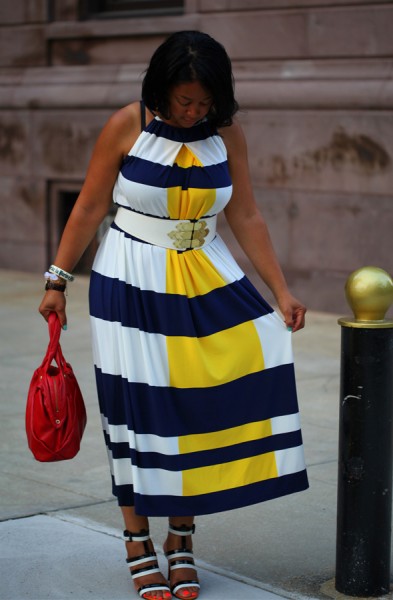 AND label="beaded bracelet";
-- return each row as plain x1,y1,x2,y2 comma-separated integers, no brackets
48,264,74,282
